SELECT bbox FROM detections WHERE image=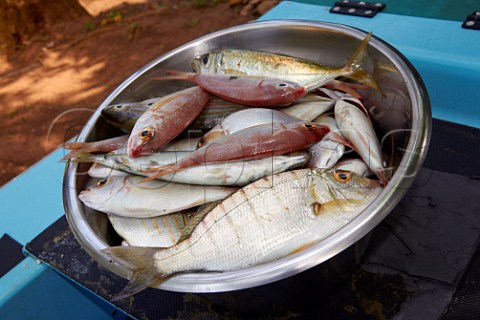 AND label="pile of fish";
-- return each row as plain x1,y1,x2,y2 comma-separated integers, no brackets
64,33,389,300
